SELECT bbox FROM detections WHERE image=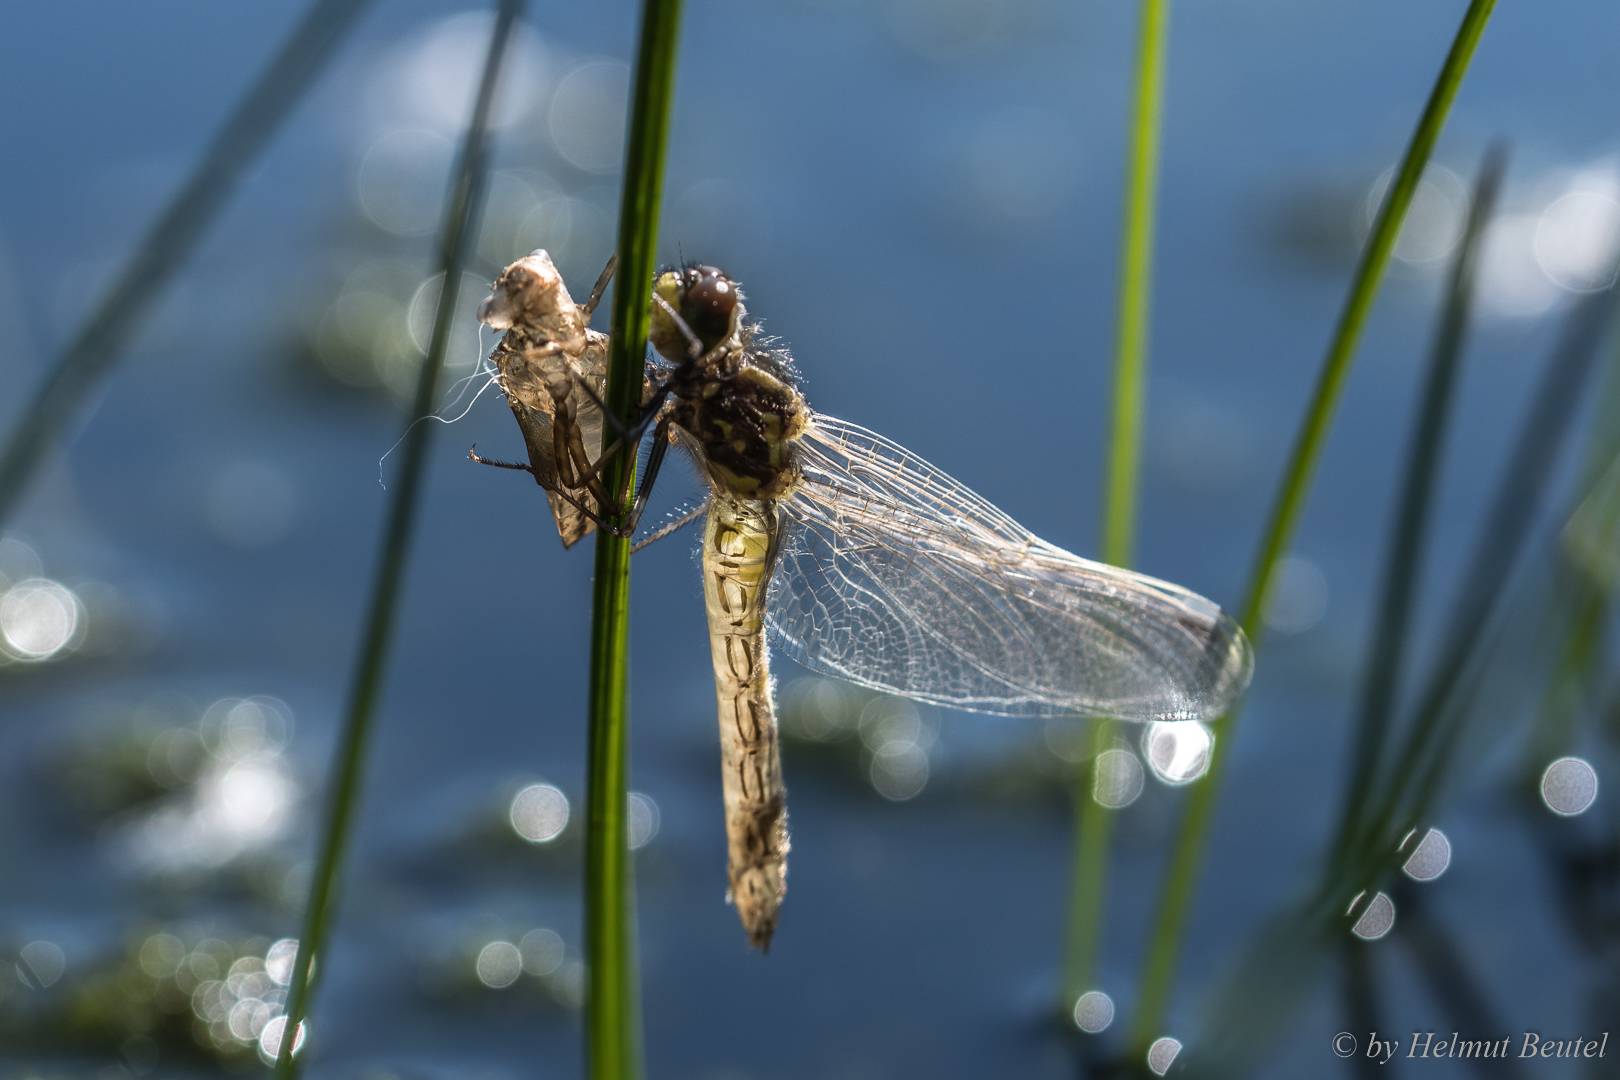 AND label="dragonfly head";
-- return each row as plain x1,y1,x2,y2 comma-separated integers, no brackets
477,249,574,331
650,264,740,362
